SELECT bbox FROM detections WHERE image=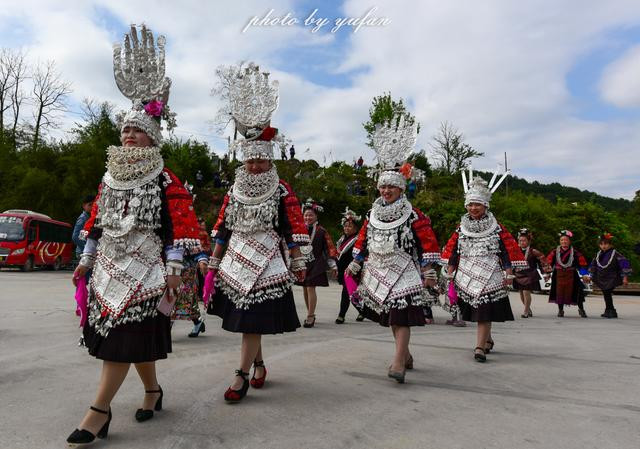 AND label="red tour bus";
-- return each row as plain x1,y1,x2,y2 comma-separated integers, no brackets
0,210,73,271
